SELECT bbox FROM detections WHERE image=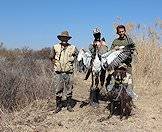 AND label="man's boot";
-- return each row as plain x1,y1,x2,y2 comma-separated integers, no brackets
67,96,74,112
90,89,94,106
55,96,62,113
90,89,99,108
94,89,99,108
